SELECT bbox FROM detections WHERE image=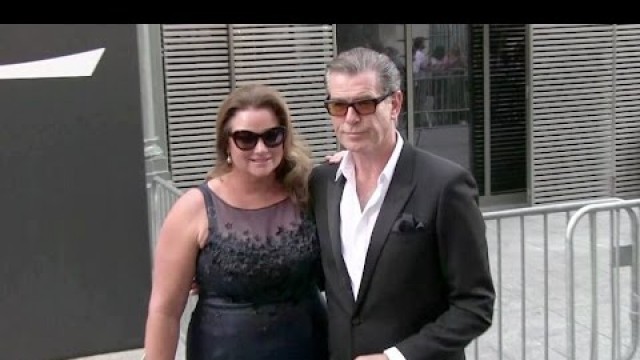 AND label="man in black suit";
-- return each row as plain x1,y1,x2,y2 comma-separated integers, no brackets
310,47,495,360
